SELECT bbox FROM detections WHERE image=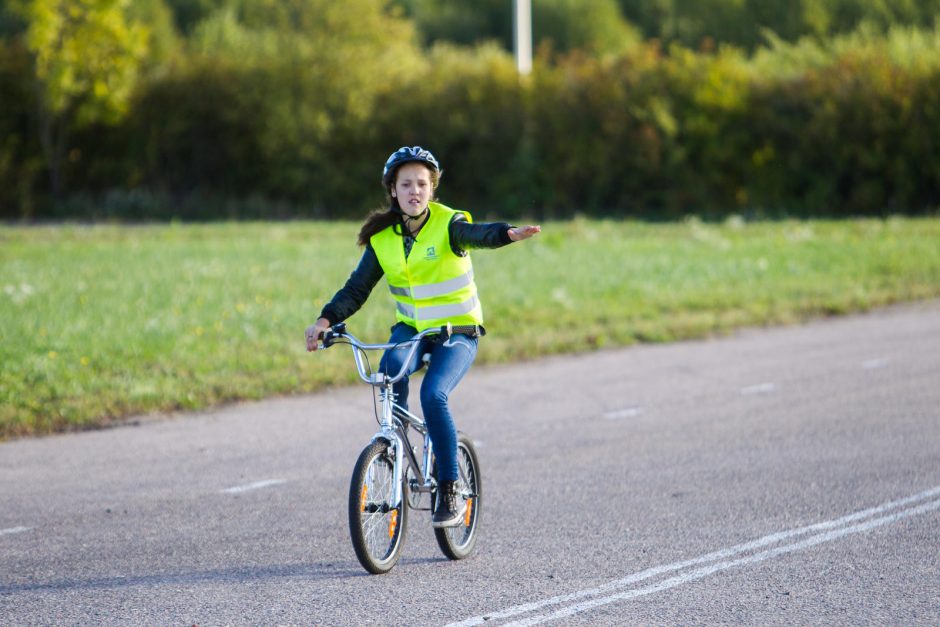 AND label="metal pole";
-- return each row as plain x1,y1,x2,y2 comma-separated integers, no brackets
513,0,532,75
